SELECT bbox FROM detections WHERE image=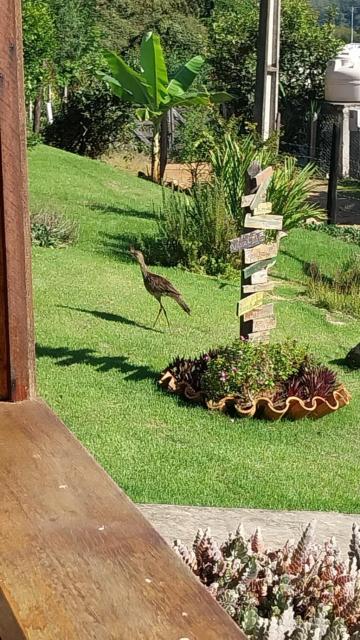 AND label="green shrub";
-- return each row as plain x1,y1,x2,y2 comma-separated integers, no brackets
45,83,132,158
145,181,237,276
174,522,360,639
211,133,278,229
148,134,320,276
268,157,319,230
307,254,360,318
211,134,319,231
201,340,314,403
31,210,79,248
